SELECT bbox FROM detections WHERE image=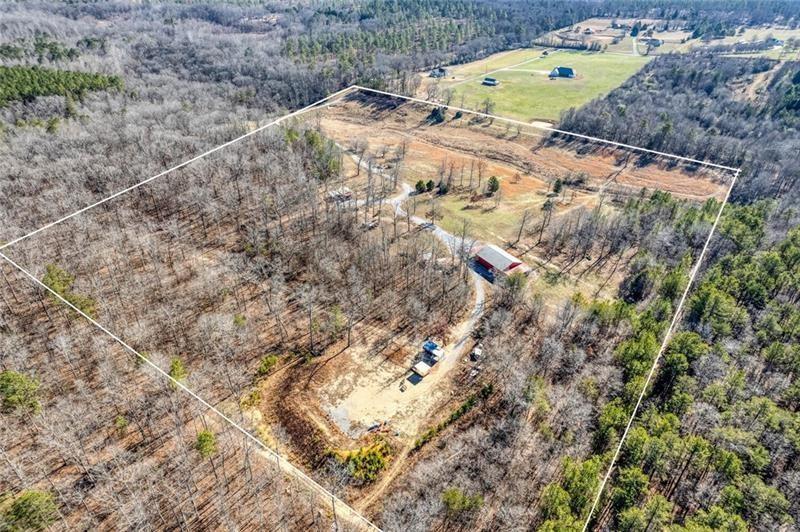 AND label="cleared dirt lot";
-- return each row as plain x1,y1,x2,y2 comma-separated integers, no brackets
313,92,729,205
